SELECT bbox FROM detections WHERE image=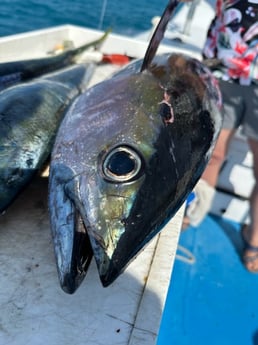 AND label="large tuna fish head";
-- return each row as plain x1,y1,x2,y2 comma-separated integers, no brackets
49,53,222,293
